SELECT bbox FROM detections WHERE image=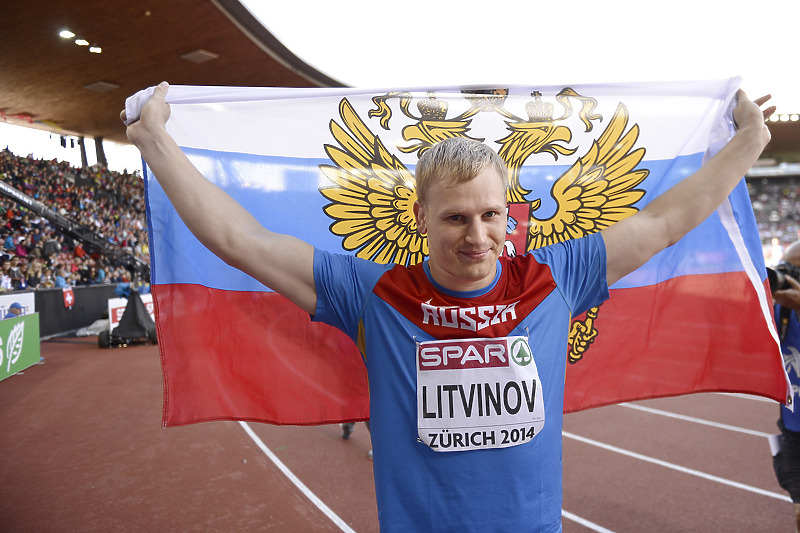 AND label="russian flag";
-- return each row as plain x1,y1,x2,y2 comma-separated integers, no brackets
129,79,790,427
